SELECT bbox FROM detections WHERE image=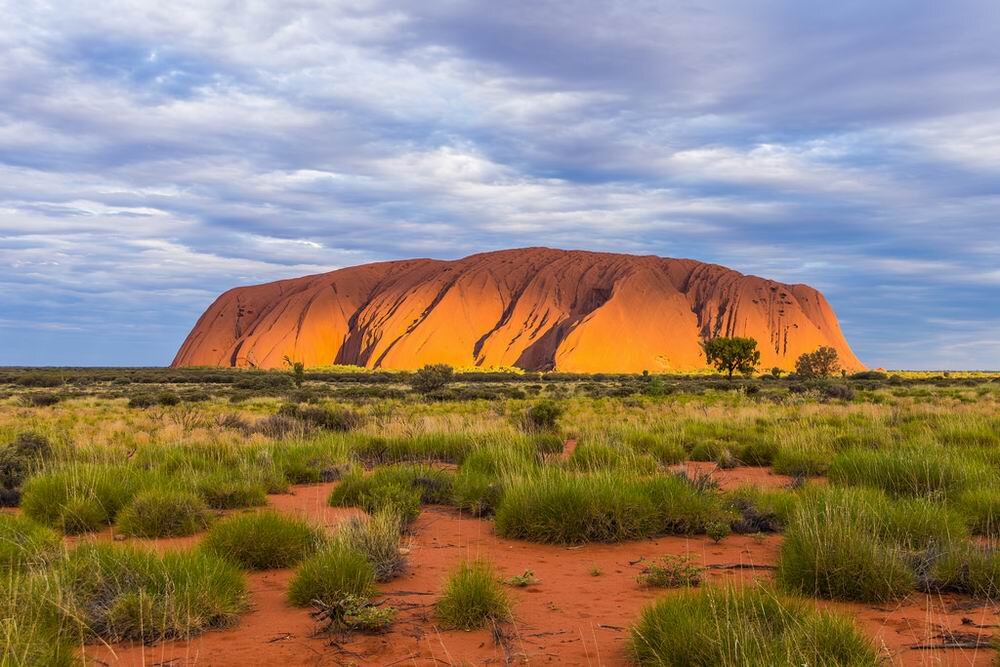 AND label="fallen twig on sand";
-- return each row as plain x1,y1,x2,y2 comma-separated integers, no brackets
705,563,777,570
